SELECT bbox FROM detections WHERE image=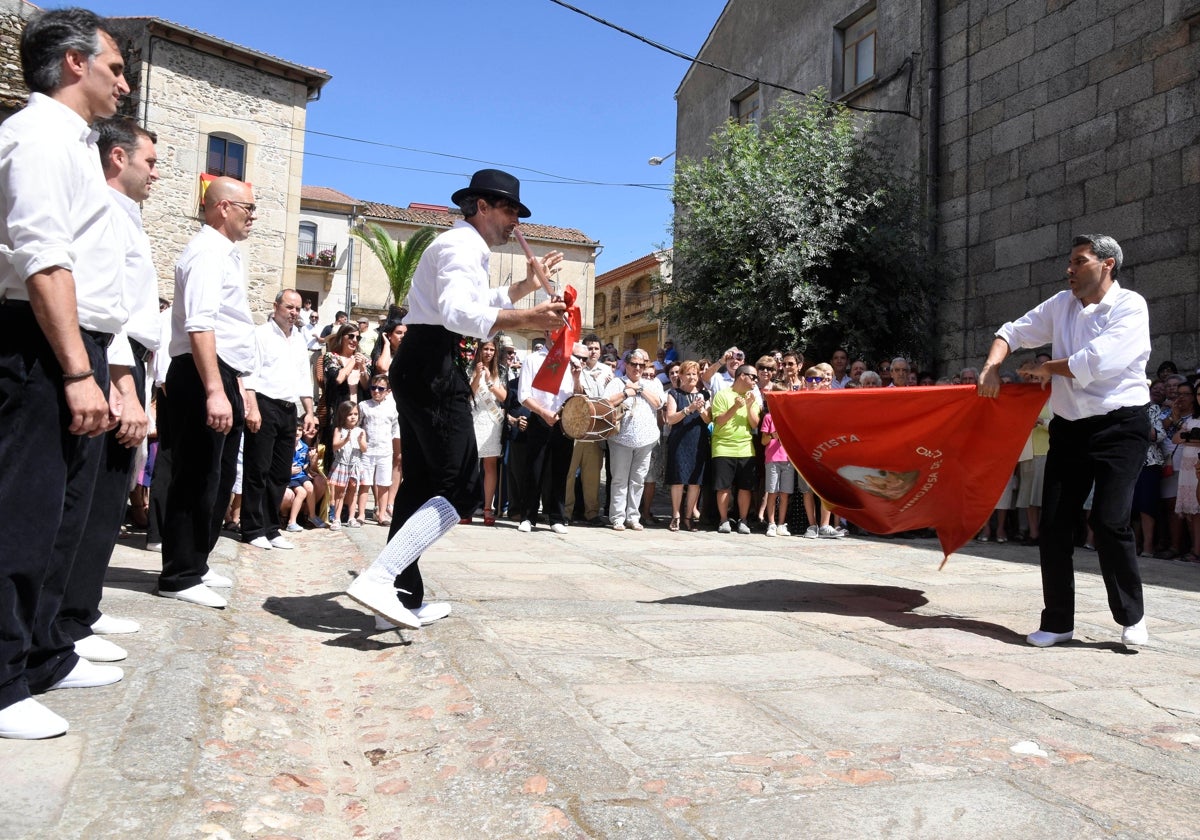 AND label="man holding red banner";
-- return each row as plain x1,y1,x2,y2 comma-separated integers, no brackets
345,169,566,630
978,233,1151,648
